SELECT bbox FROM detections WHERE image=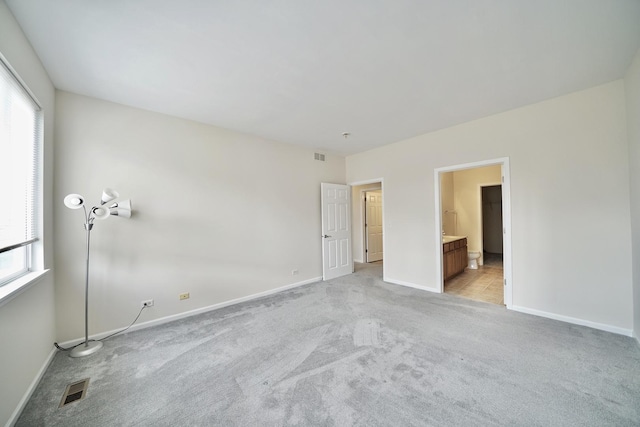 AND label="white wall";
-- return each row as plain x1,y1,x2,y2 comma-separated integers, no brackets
54,91,345,342
347,81,633,332
453,165,501,263
351,183,382,263
625,48,640,341
0,1,56,425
